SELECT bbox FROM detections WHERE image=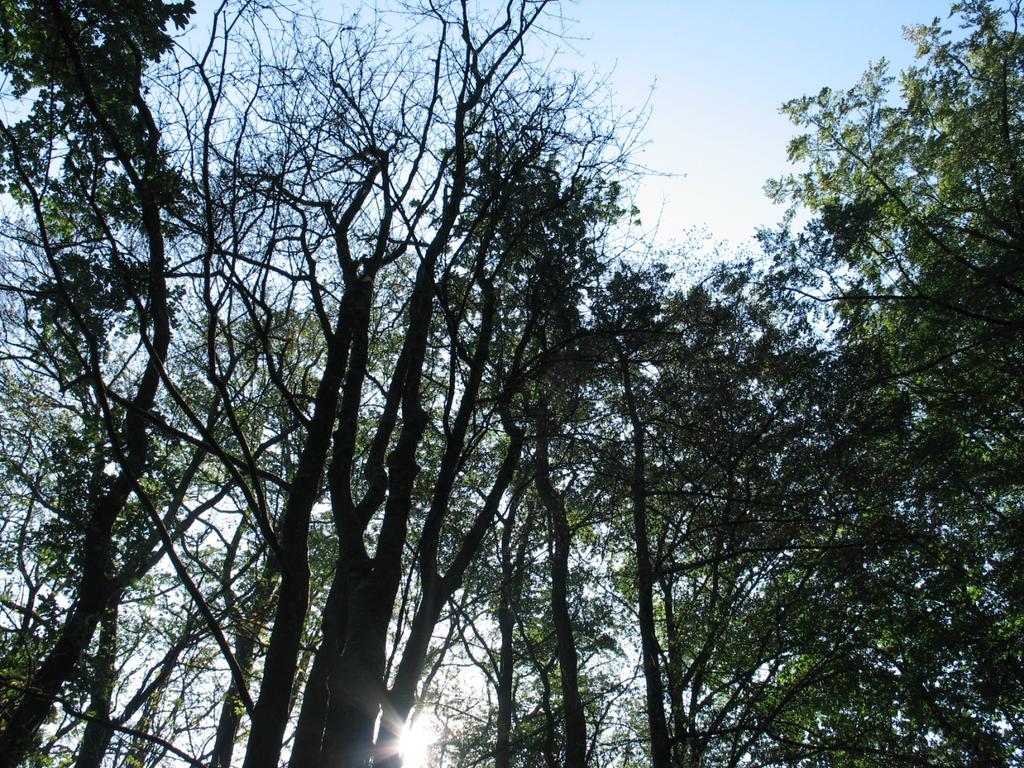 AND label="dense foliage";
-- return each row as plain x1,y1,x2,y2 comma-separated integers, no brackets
0,1,1020,767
